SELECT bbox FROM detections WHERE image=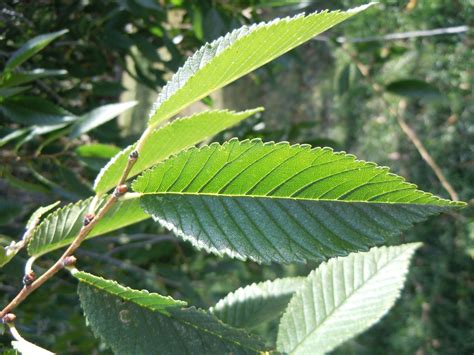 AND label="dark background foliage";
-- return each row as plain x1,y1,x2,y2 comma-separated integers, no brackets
1,0,472,353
